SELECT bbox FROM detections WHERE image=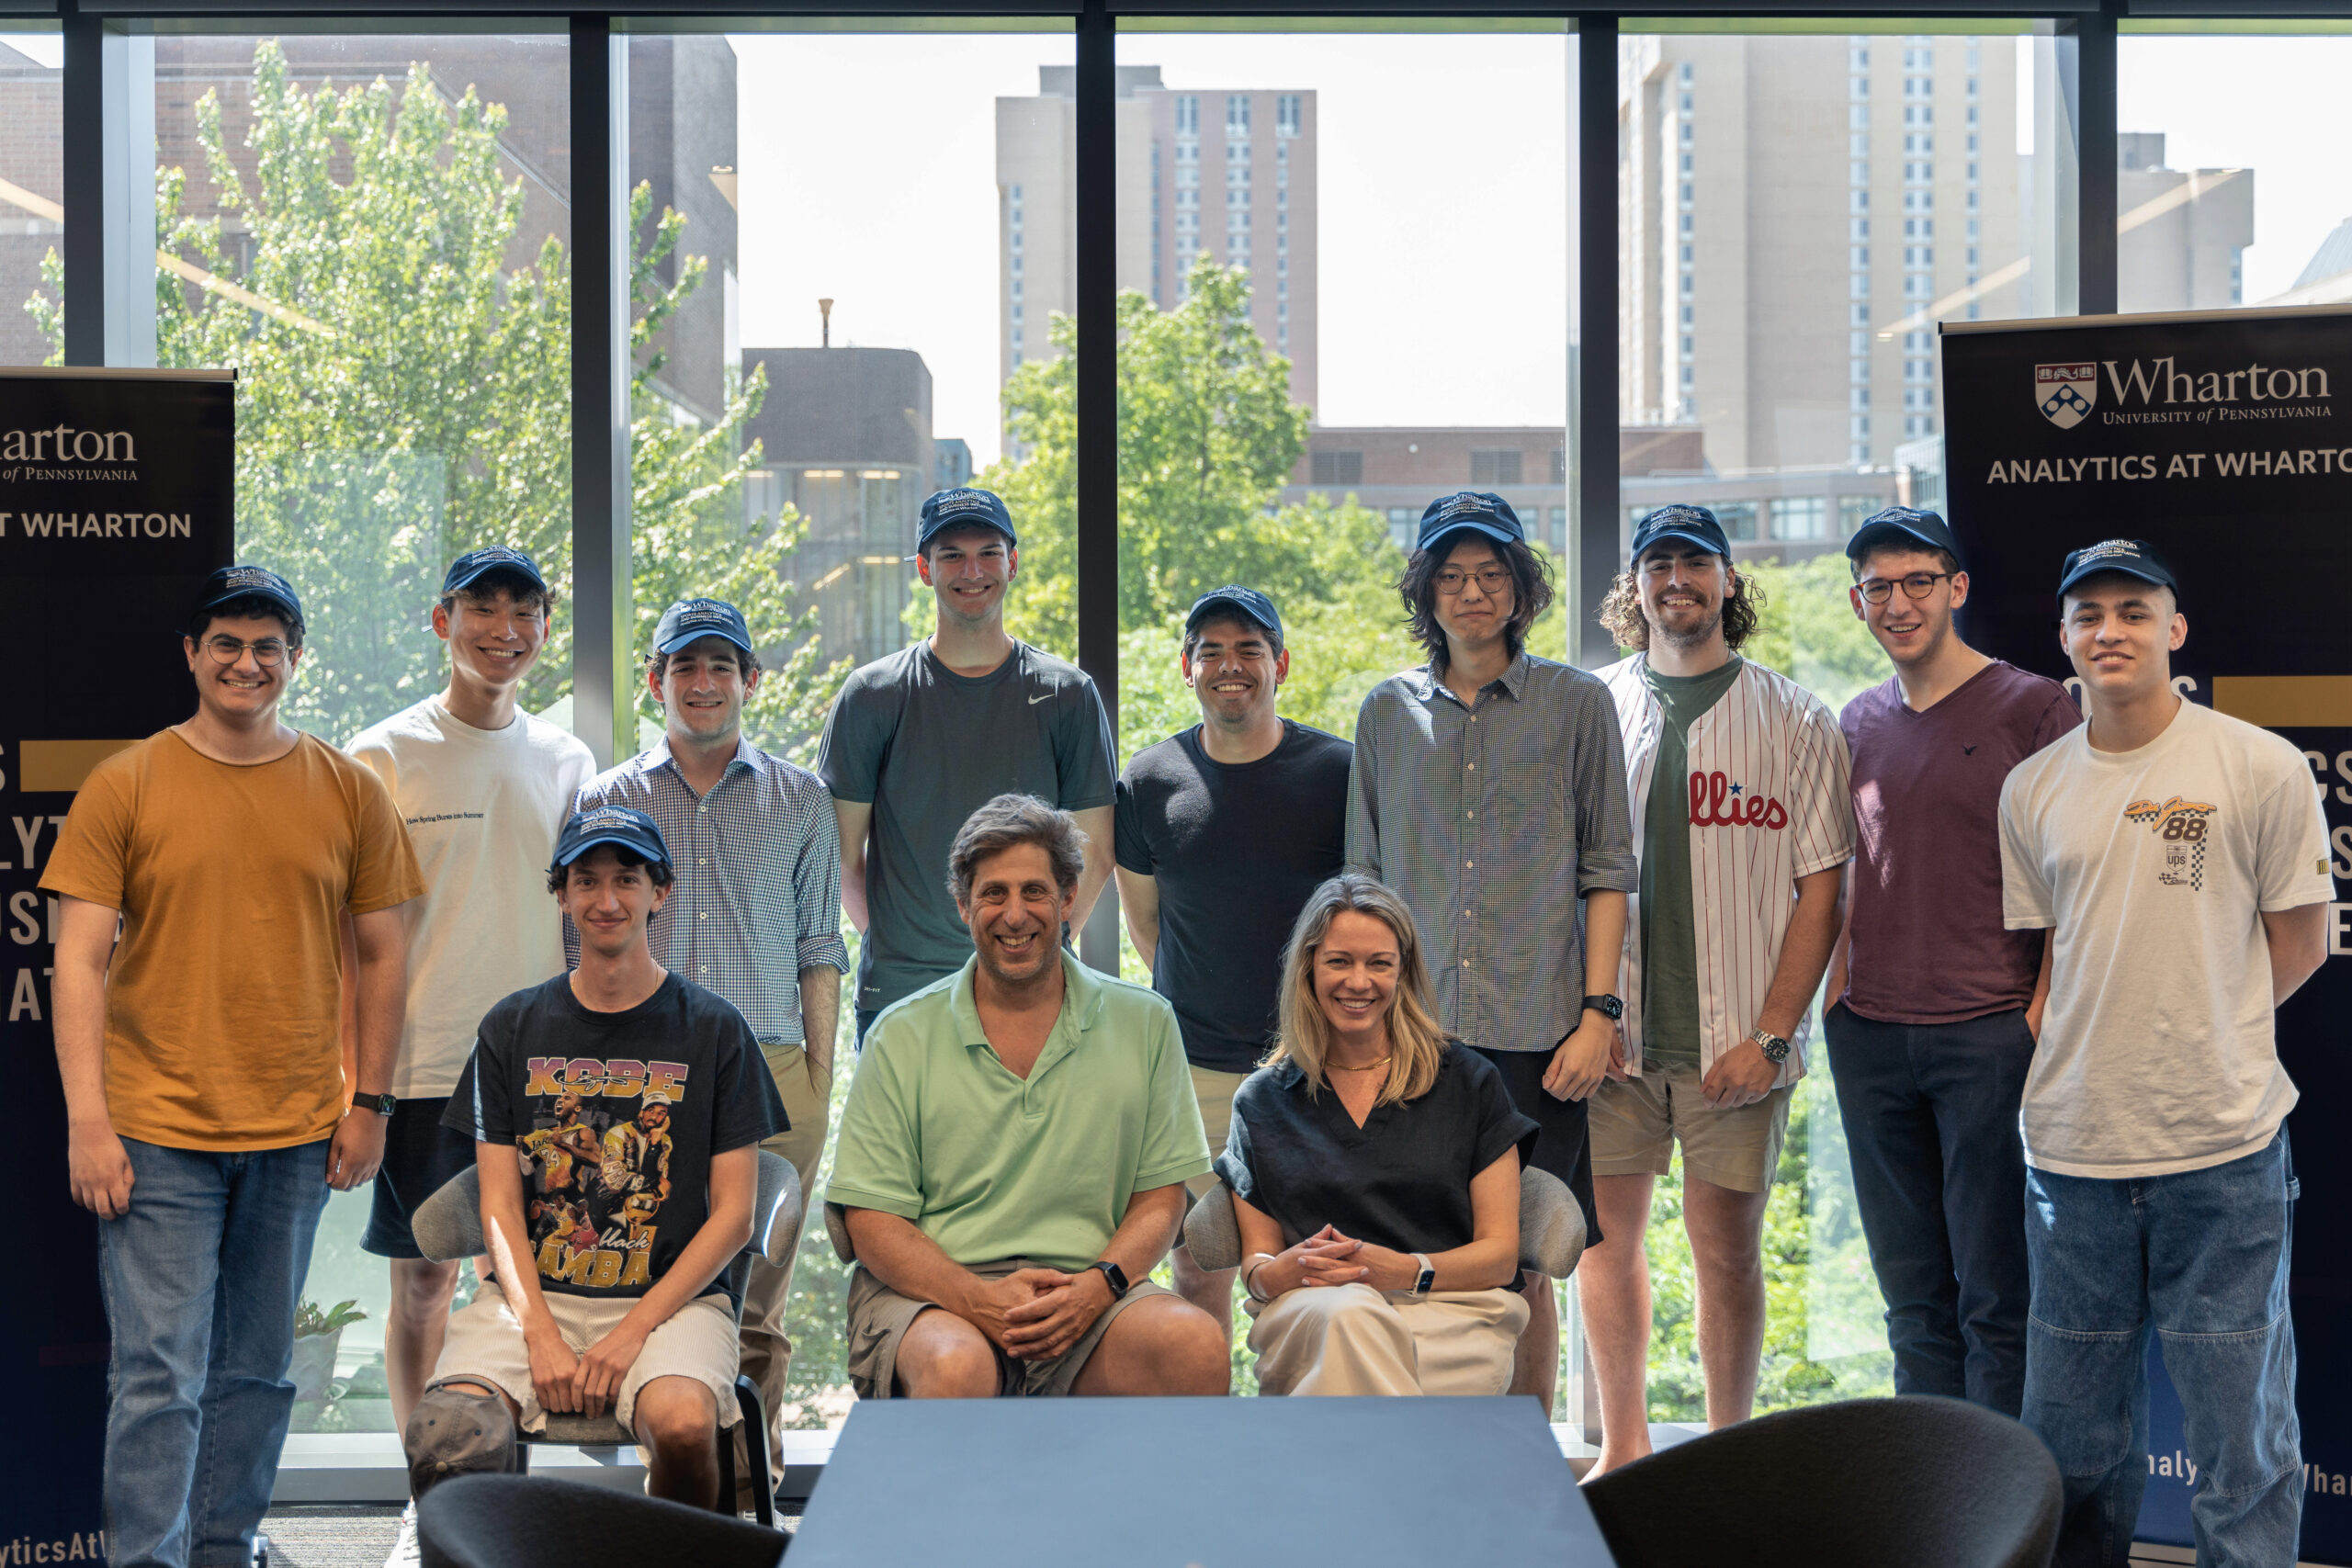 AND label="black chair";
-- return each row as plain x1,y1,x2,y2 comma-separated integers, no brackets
1580,1396,2060,1568
417,1473,786,1568
411,1152,800,1525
